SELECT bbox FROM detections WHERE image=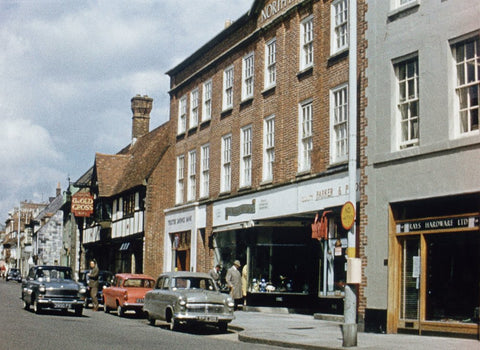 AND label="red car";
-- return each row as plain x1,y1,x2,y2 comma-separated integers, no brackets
103,273,155,317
